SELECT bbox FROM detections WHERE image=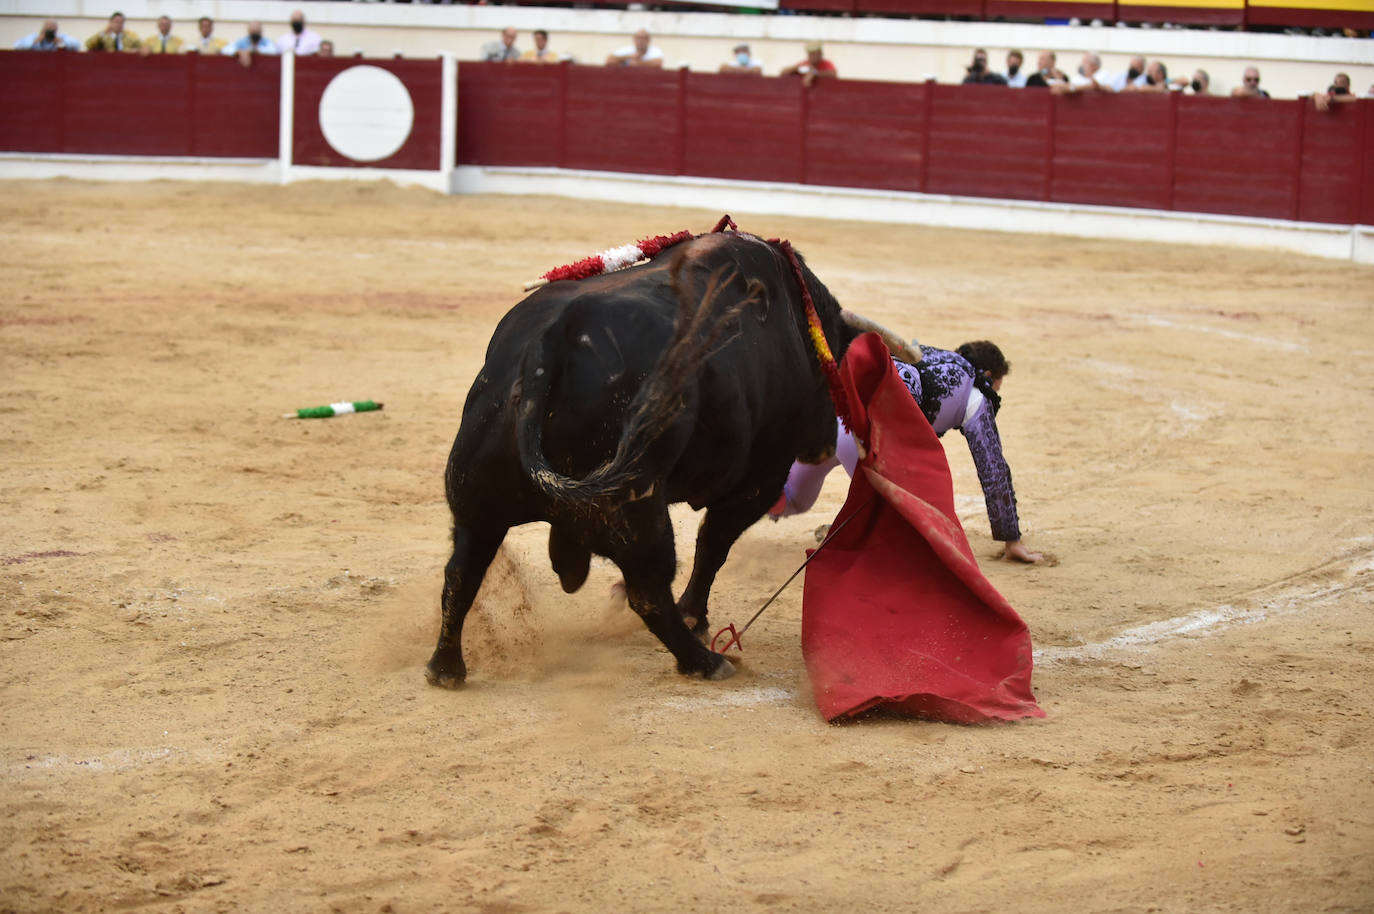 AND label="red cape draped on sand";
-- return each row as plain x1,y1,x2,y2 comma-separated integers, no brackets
800,333,1045,723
